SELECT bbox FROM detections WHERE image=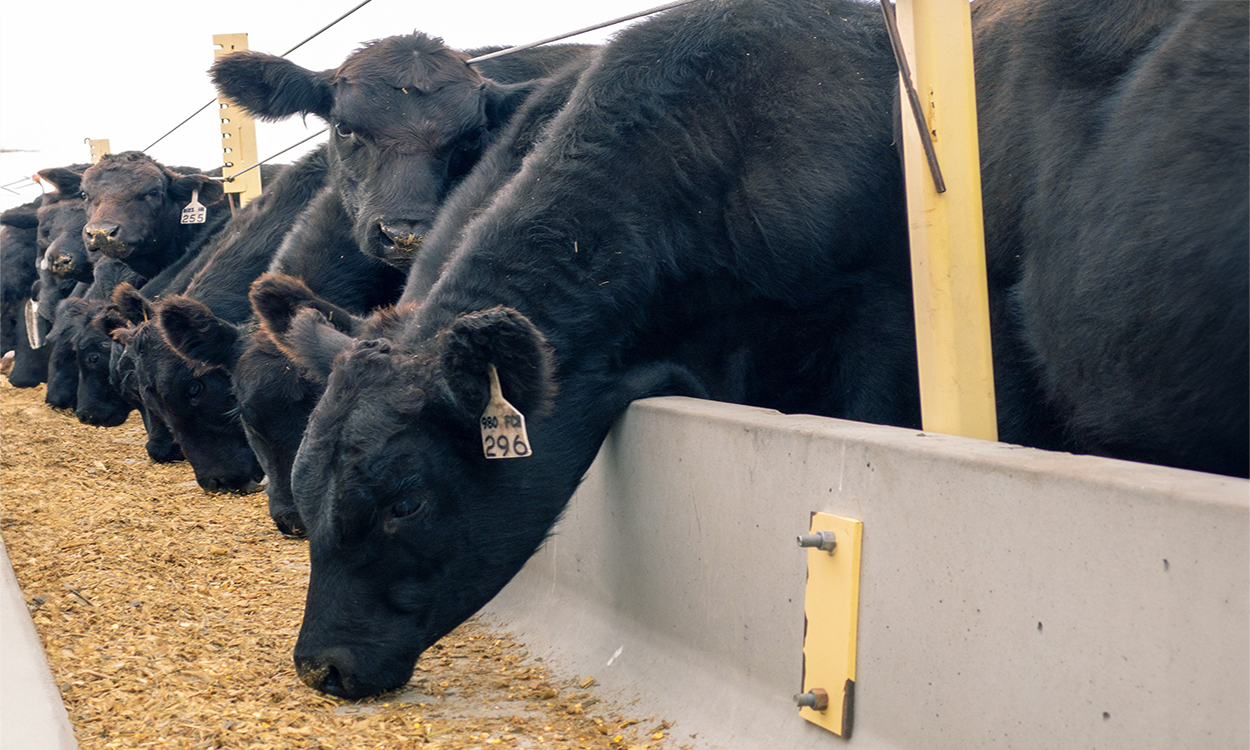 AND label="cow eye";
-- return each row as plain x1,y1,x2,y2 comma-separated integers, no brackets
187,380,204,398
86,352,101,365
390,497,427,519
334,123,354,139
